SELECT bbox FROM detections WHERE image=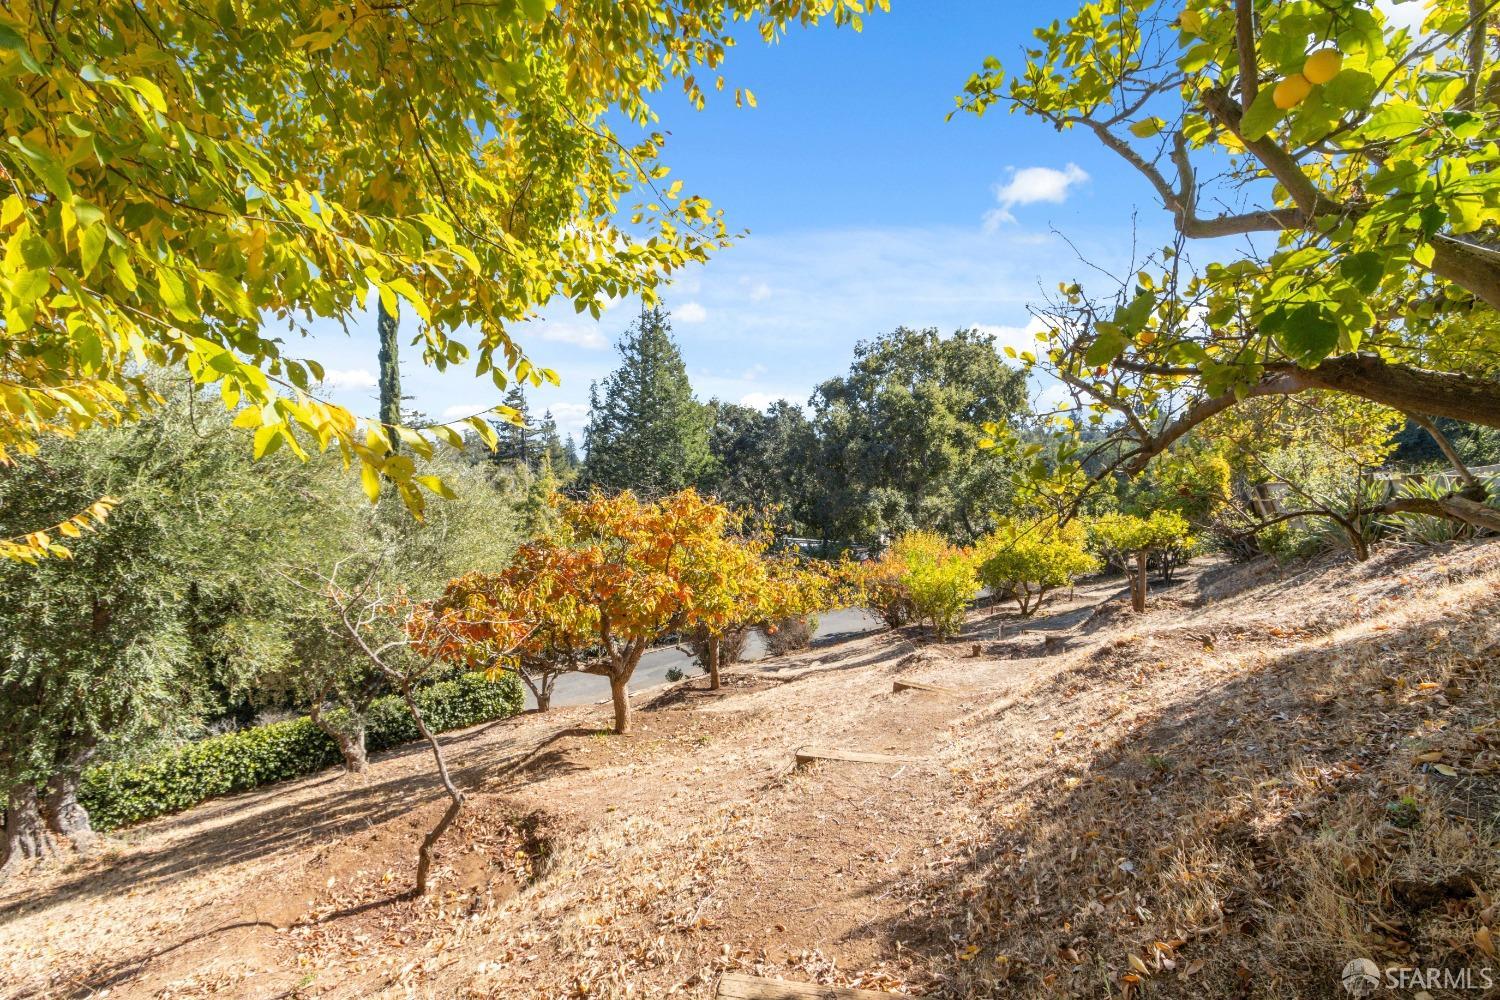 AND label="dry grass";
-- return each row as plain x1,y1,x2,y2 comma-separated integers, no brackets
2,540,1498,999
